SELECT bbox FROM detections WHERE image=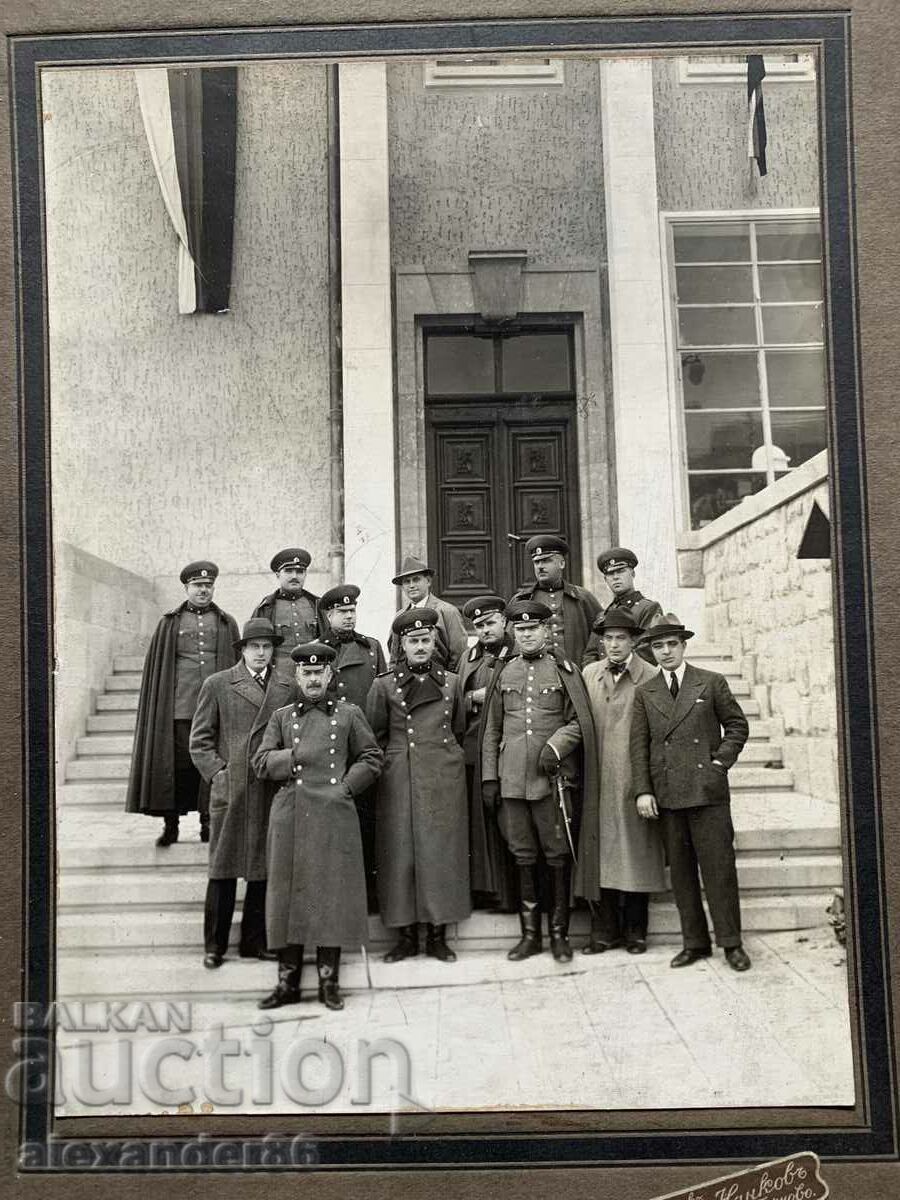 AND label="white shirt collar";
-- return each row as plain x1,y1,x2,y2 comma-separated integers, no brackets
667,661,688,687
